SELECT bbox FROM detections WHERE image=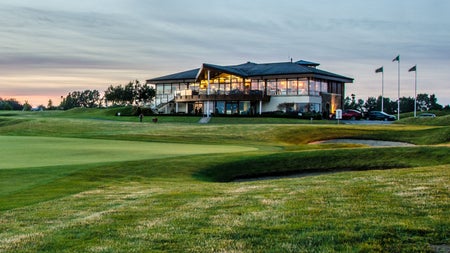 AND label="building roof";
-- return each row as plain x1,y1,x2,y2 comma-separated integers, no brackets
147,60,353,84
148,68,200,83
